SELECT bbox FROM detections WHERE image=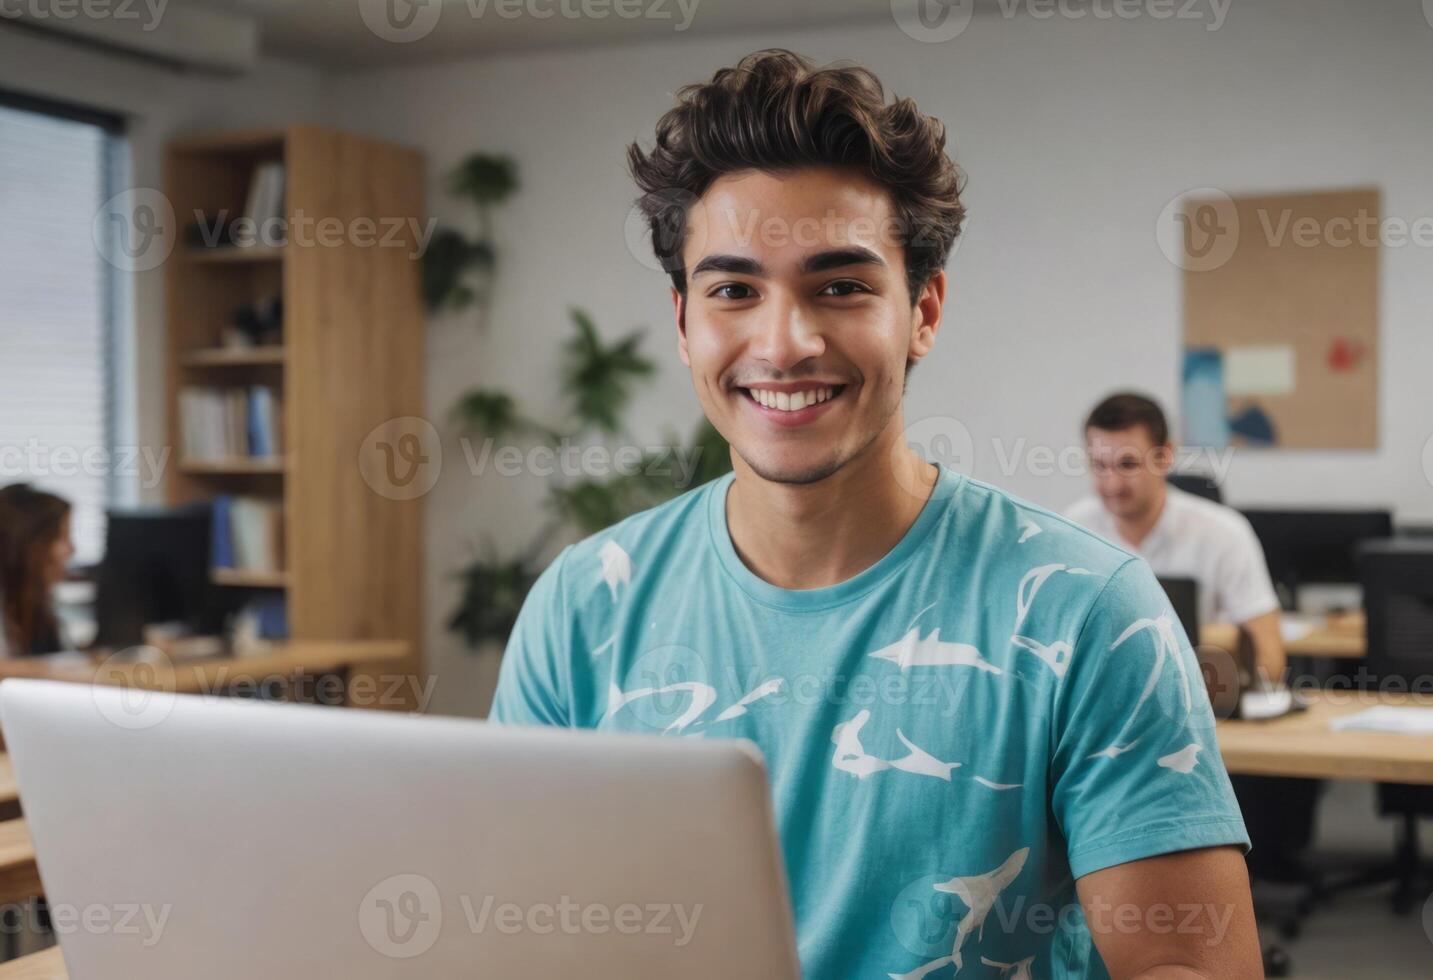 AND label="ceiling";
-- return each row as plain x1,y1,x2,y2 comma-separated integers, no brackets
183,0,908,70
